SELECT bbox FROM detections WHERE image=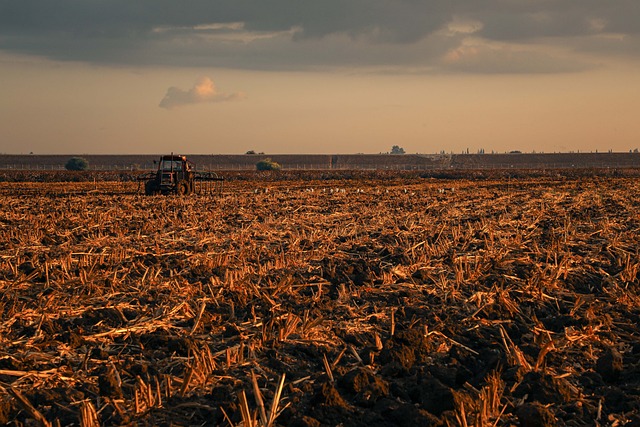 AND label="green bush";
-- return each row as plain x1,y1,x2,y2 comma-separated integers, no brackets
256,158,281,171
390,145,405,155
65,157,89,171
